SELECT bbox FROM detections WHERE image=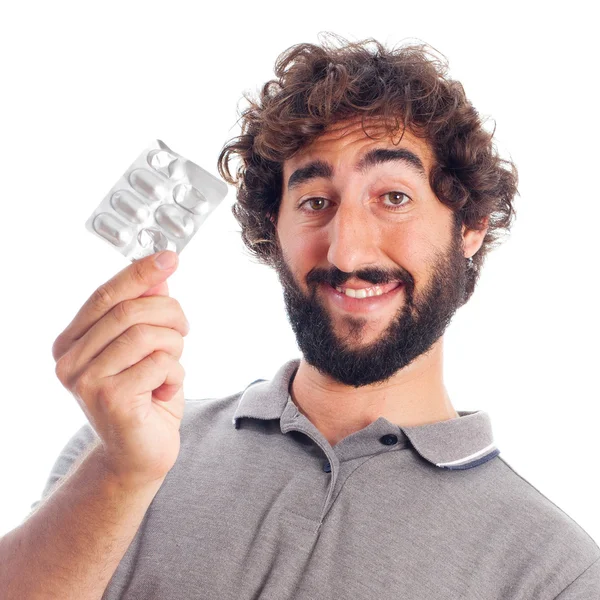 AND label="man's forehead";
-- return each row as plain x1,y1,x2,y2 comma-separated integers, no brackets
283,116,433,173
